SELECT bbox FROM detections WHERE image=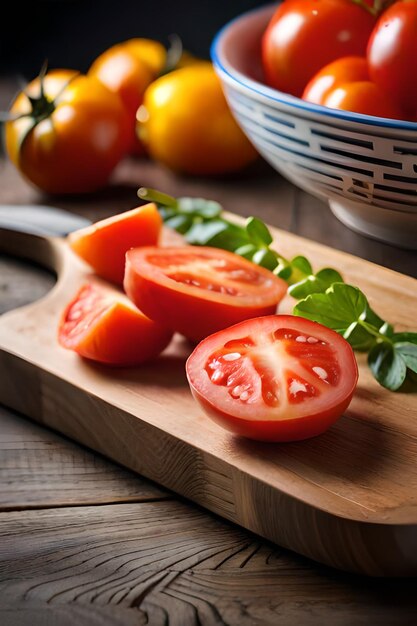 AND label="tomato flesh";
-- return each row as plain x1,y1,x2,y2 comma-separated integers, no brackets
68,203,162,285
124,246,287,342
58,283,172,366
186,315,358,442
